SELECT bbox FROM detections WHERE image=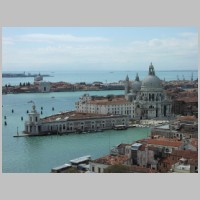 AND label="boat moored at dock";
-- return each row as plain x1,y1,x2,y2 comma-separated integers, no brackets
113,125,128,130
